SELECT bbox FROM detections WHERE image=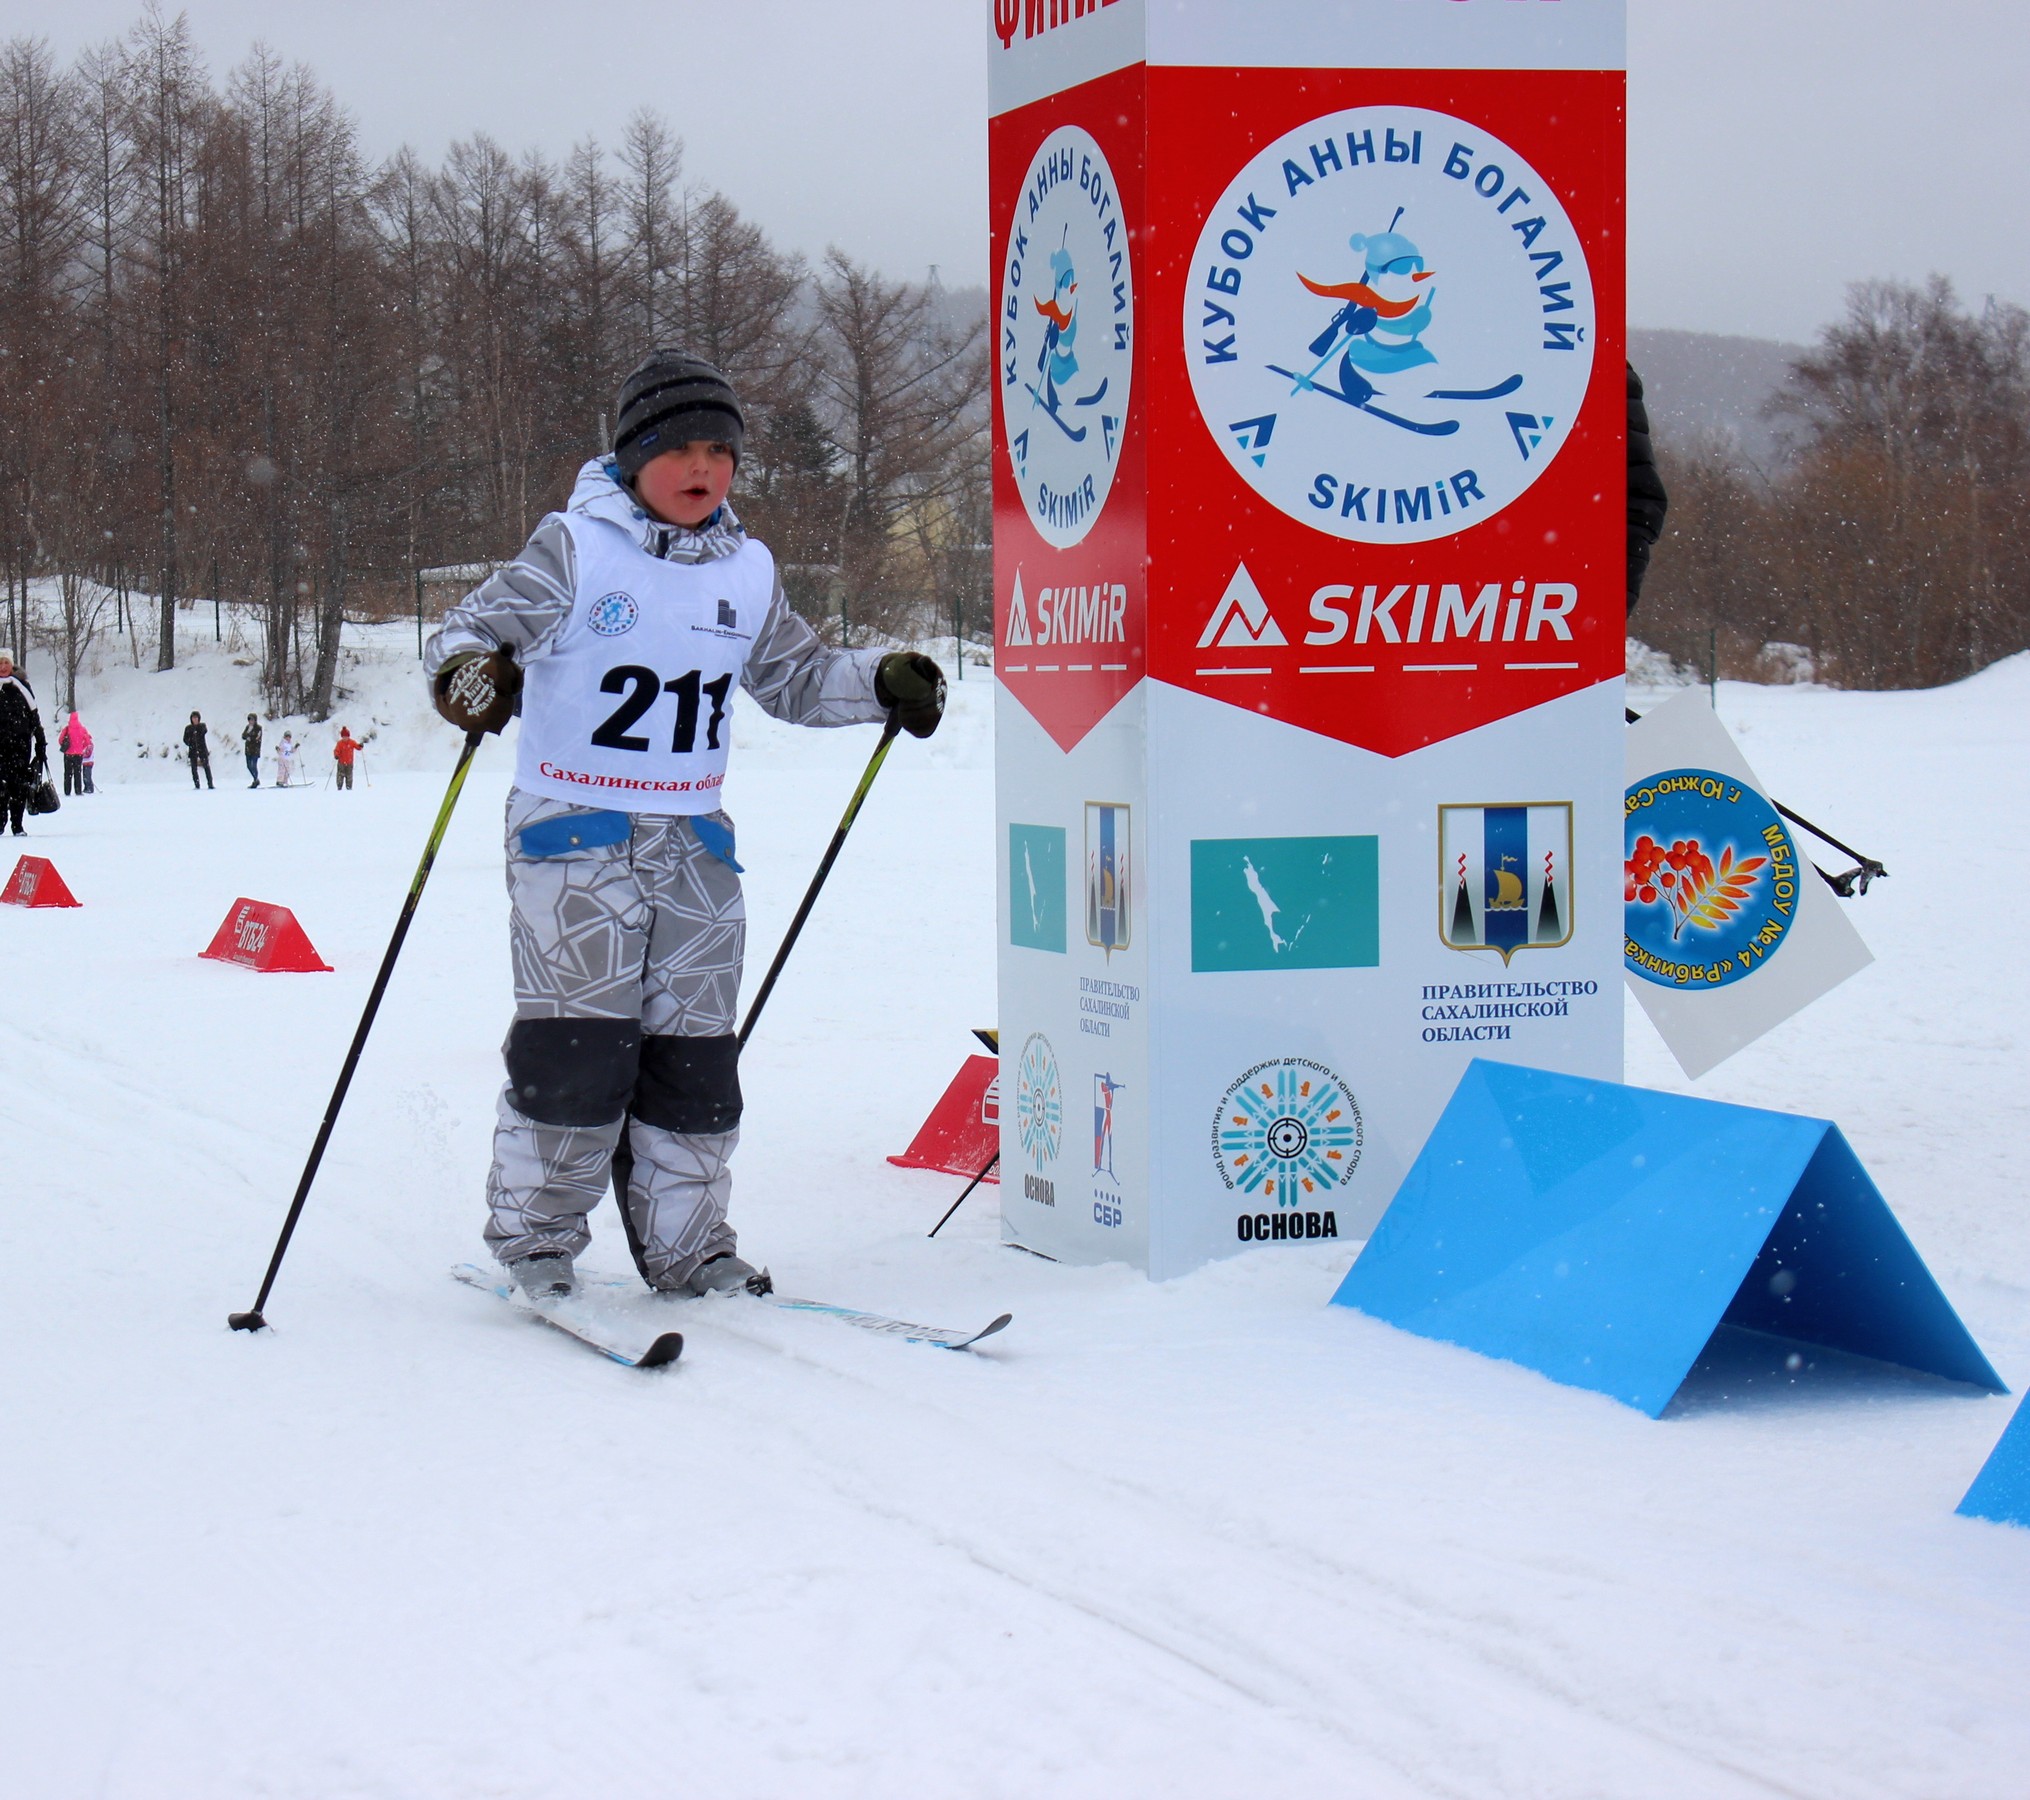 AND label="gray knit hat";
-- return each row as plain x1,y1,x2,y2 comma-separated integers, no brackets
612,351,745,486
